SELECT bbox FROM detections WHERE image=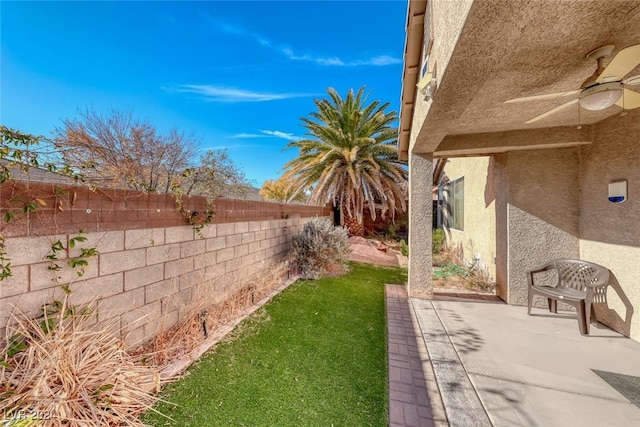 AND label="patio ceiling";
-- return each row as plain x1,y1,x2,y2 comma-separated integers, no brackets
408,0,640,157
